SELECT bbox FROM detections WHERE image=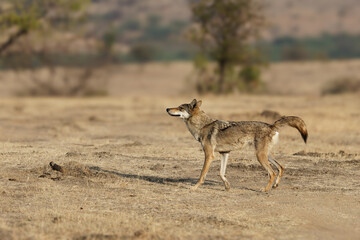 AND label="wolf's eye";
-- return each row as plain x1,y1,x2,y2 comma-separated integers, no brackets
179,107,183,111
